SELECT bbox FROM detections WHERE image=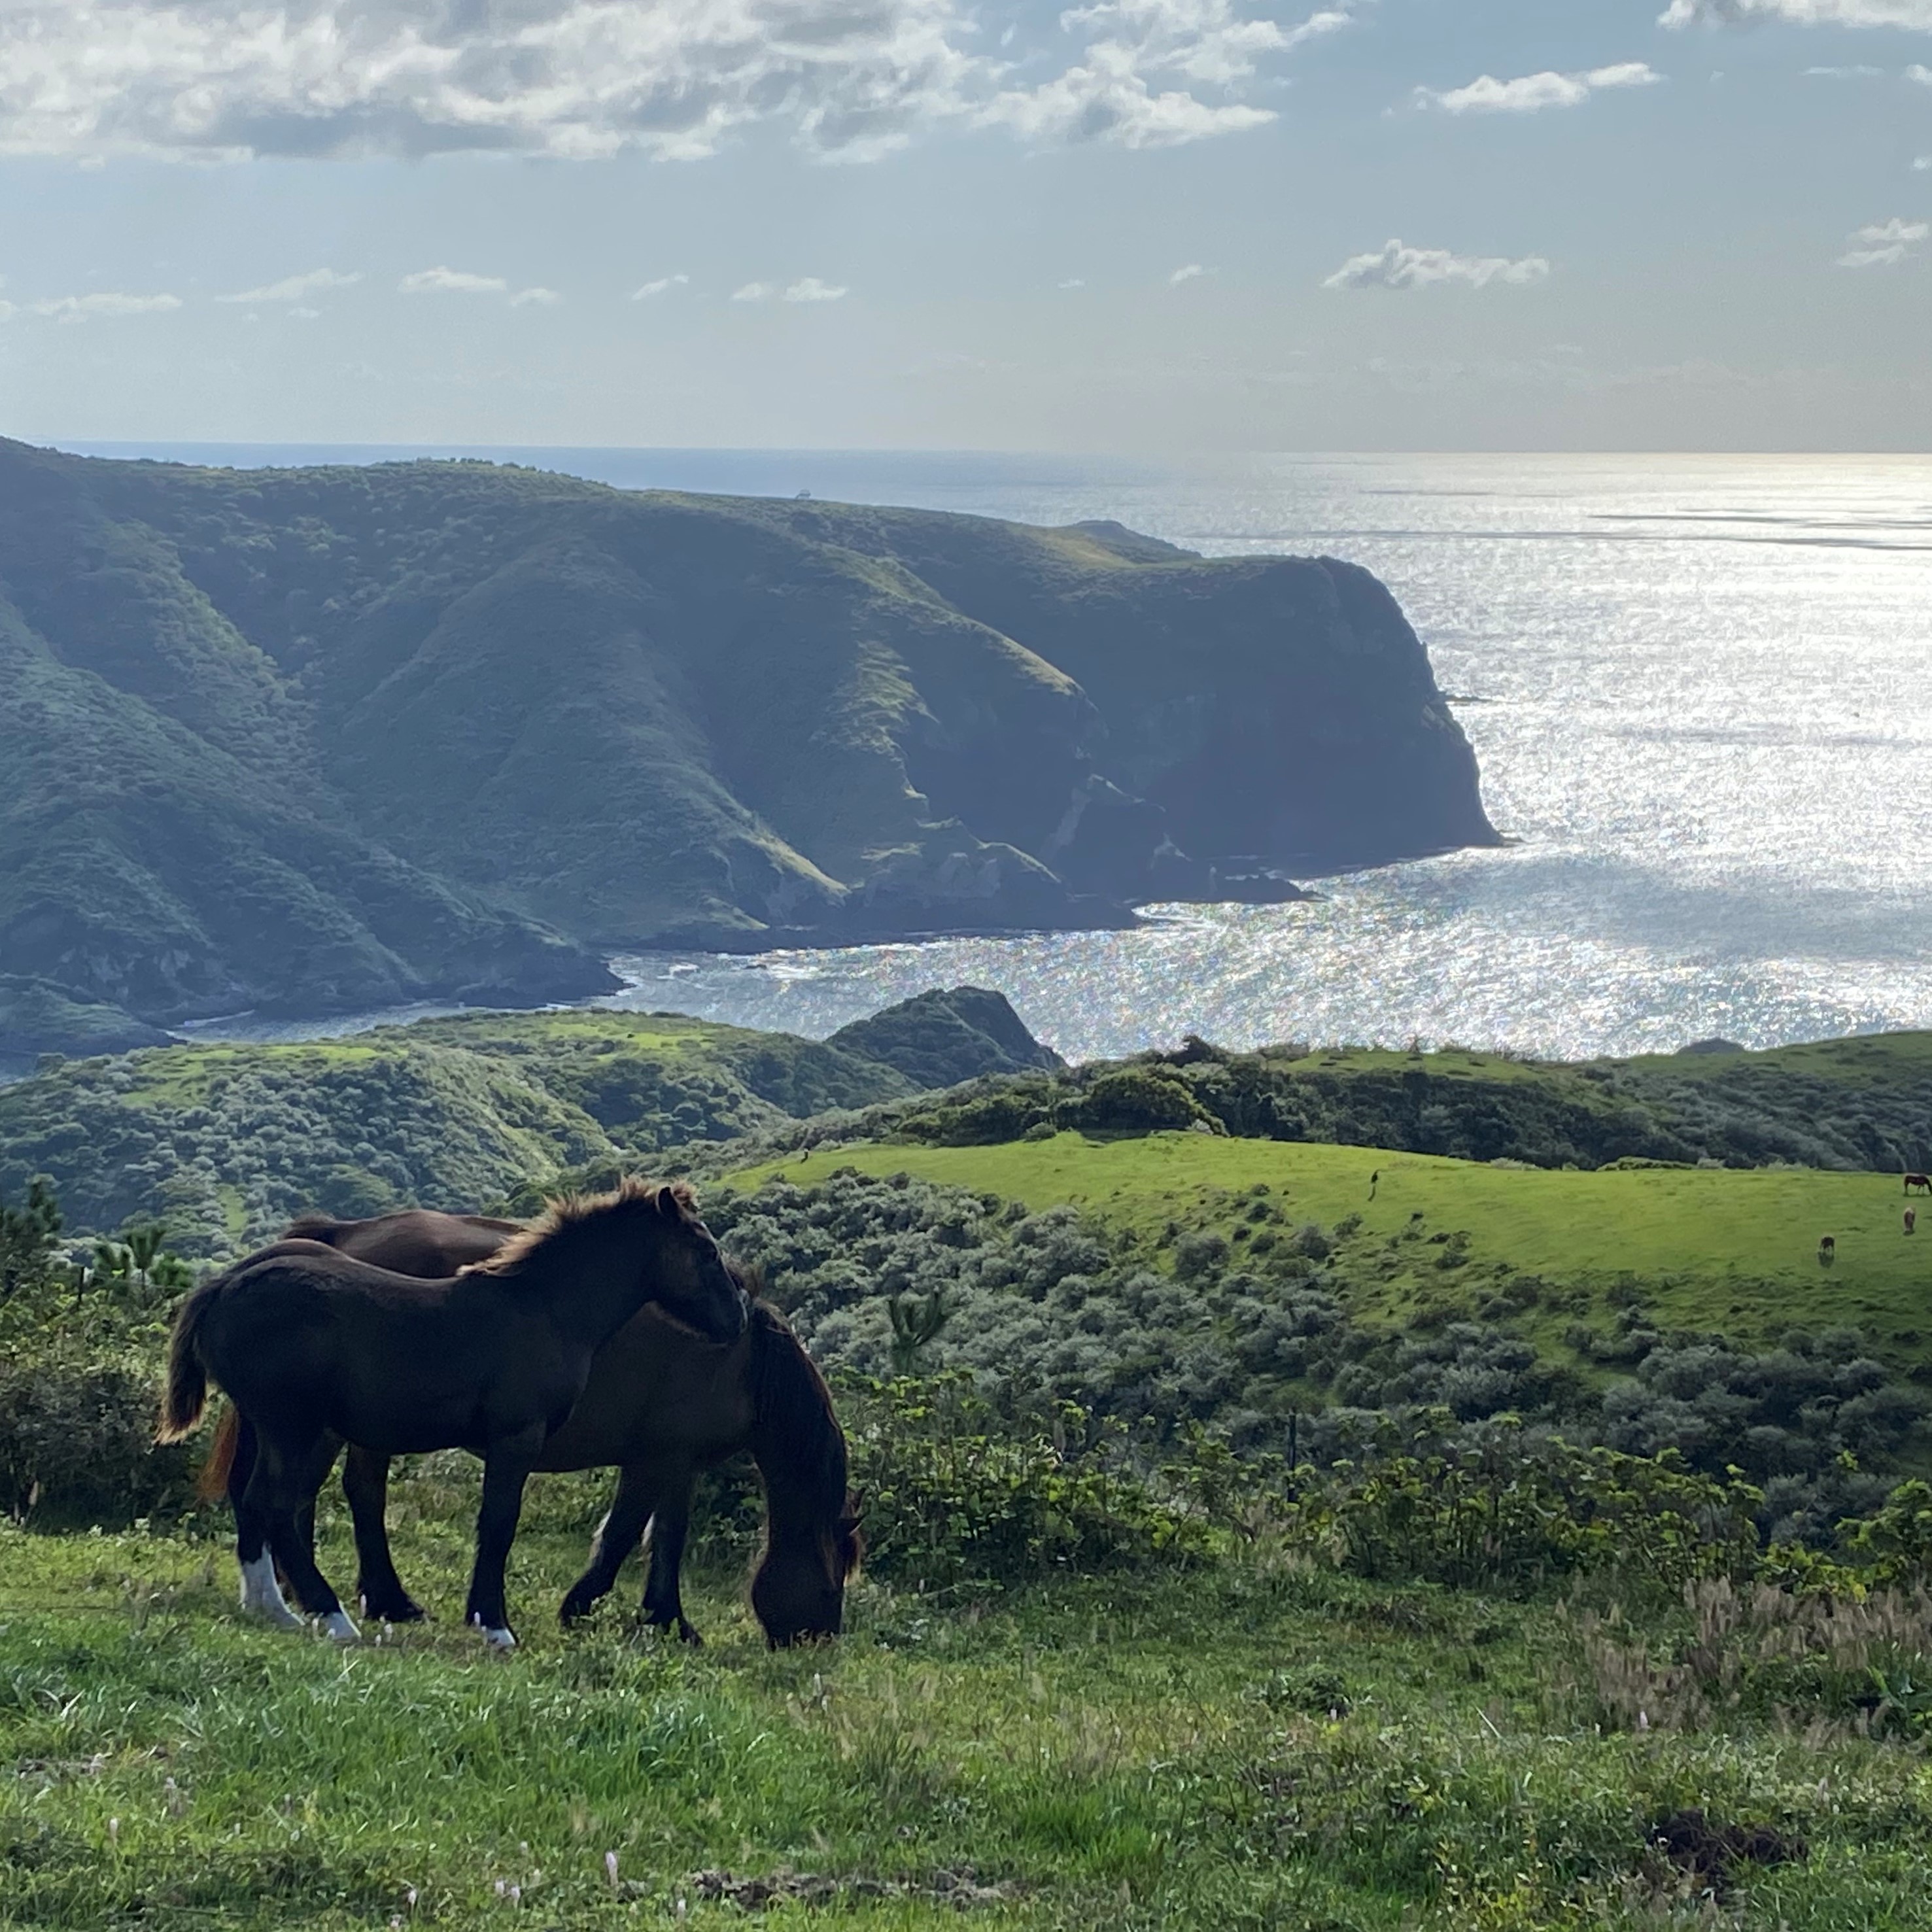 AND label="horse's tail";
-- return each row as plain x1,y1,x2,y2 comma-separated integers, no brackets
156,1274,221,1443
197,1404,243,1503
